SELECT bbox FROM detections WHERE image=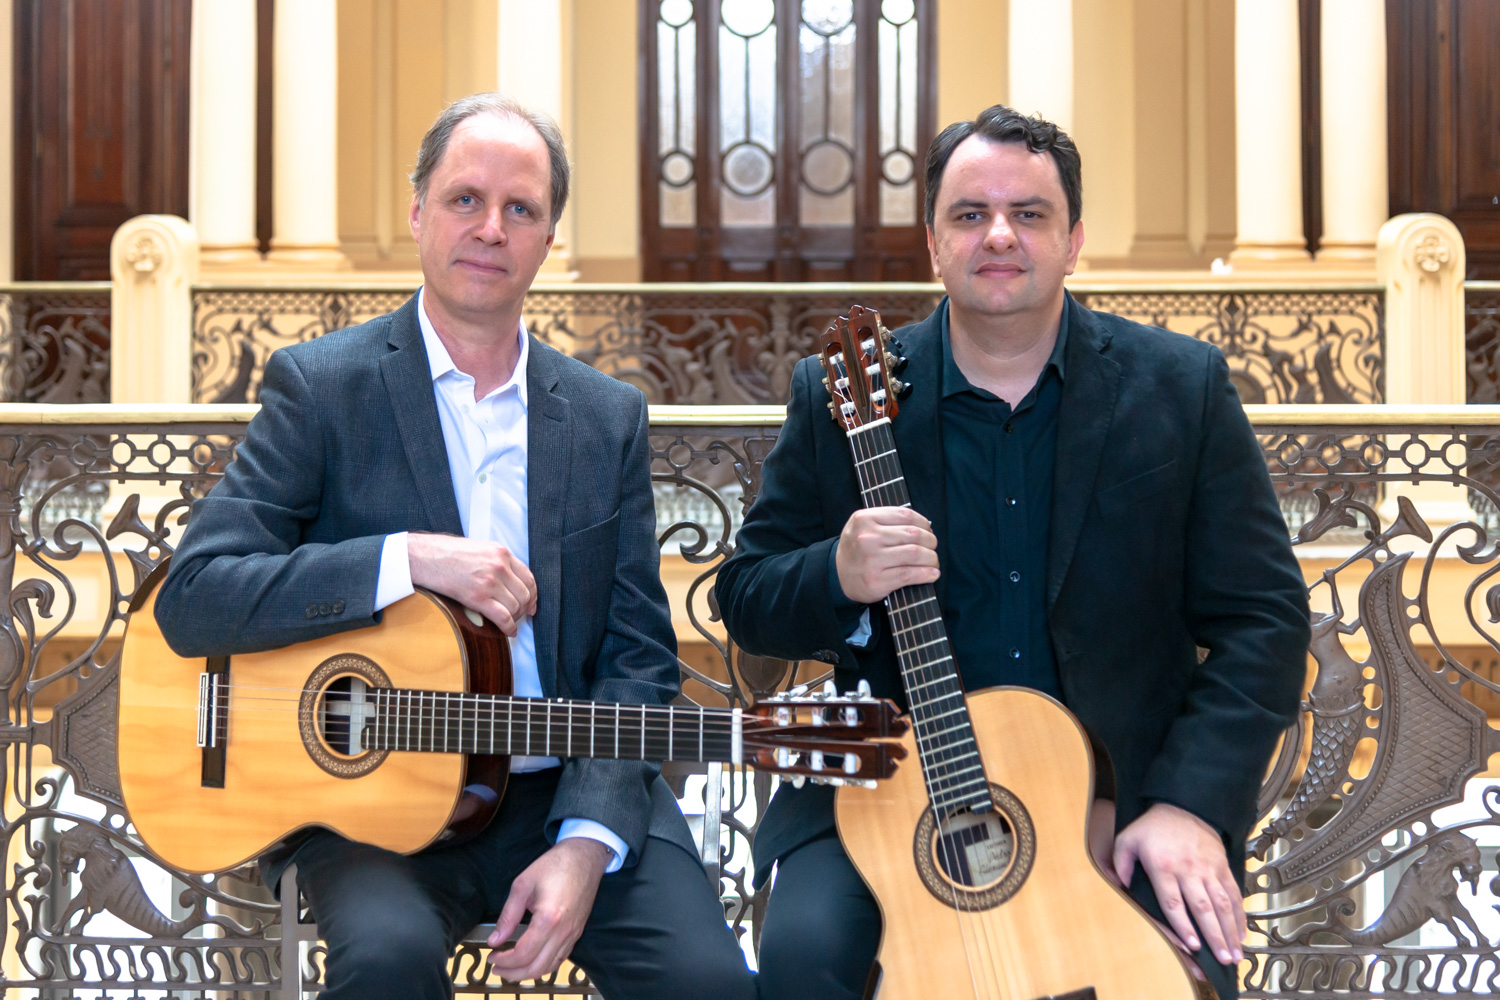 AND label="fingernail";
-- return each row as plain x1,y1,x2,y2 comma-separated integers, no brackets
1187,937,1199,949
1219,950,1232,963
